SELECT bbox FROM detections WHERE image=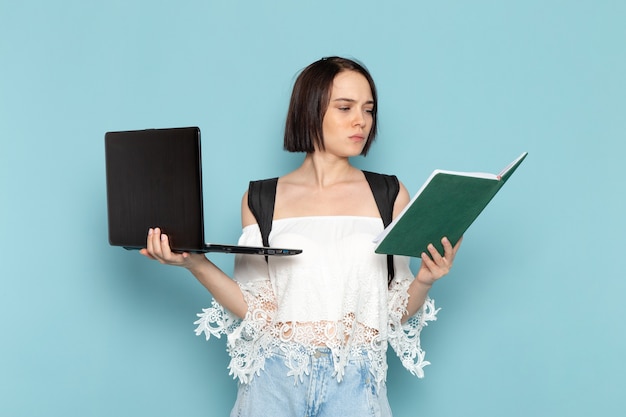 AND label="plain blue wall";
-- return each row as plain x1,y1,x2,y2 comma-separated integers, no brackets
2,1,625,416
